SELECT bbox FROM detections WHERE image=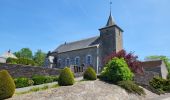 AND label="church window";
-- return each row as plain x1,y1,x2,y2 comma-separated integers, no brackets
86,55,92,65
66,58,70,66
58,59,62,68
75,57,80,66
